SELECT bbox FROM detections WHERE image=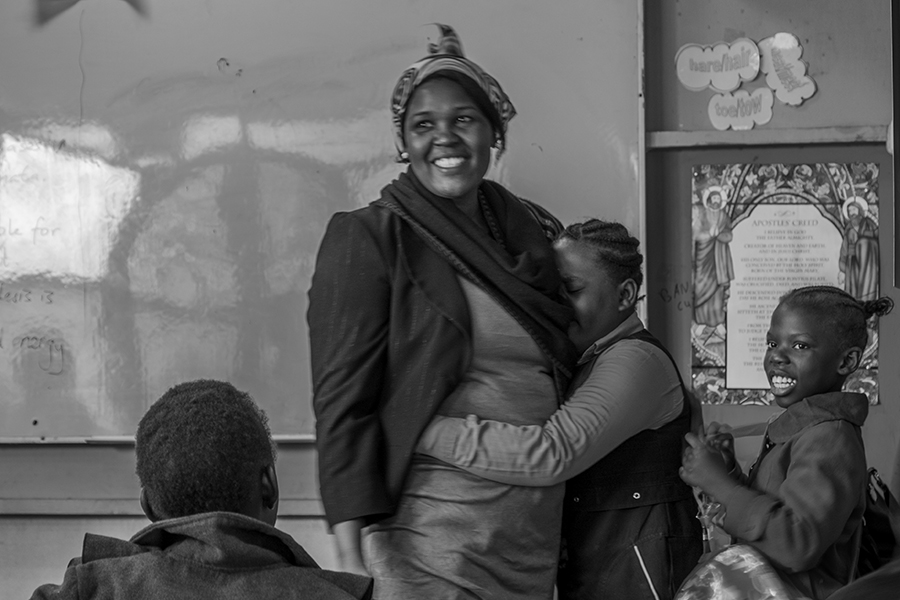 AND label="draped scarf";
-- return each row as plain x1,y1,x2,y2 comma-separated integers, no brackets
374,170,576,399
